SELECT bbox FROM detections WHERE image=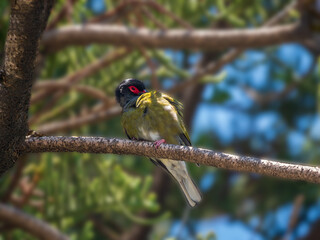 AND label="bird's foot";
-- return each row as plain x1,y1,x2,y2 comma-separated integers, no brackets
26,130,45,138
153,139,166,149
